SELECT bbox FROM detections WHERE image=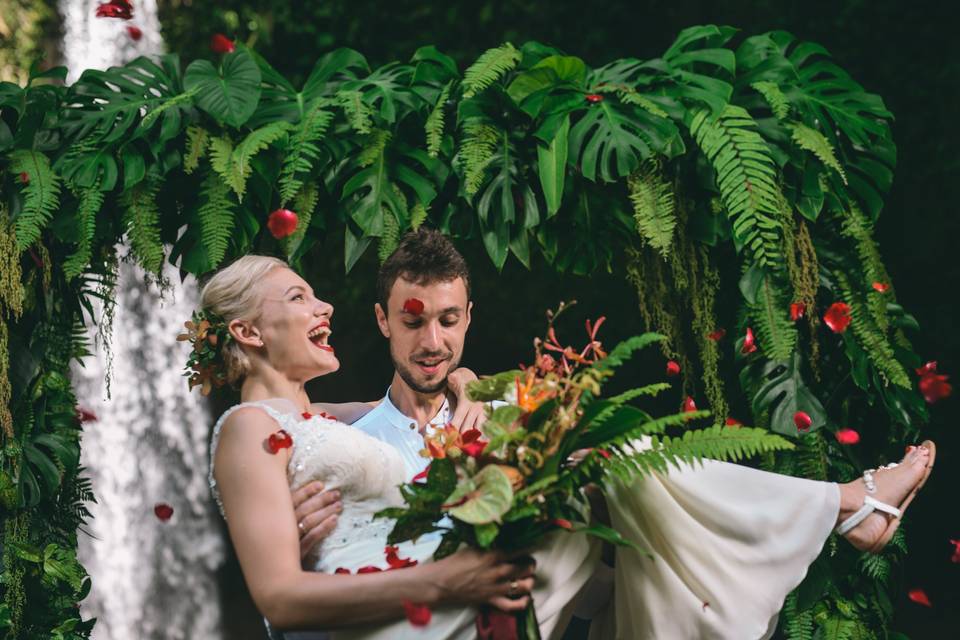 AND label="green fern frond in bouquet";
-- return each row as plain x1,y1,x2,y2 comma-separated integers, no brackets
376,303,791,637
